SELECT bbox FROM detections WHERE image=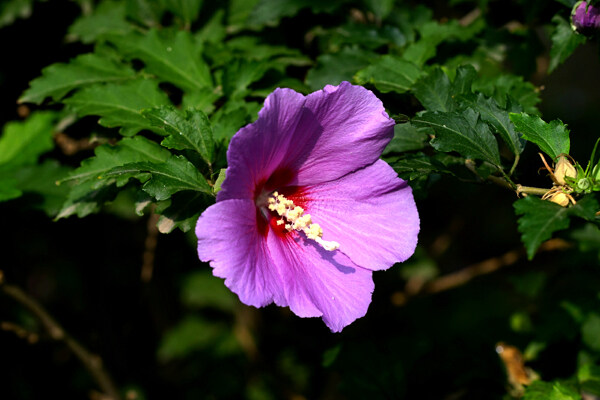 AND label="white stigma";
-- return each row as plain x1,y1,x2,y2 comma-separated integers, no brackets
267,192,339,251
